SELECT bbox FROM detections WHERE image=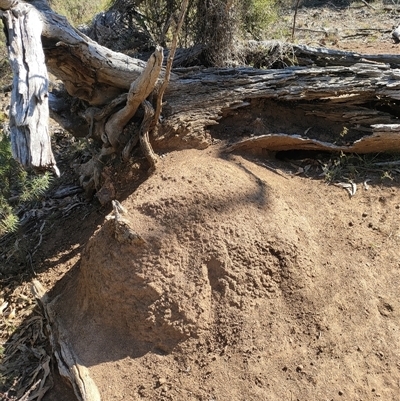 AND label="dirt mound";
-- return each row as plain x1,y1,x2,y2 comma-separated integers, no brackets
46,148,400,400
